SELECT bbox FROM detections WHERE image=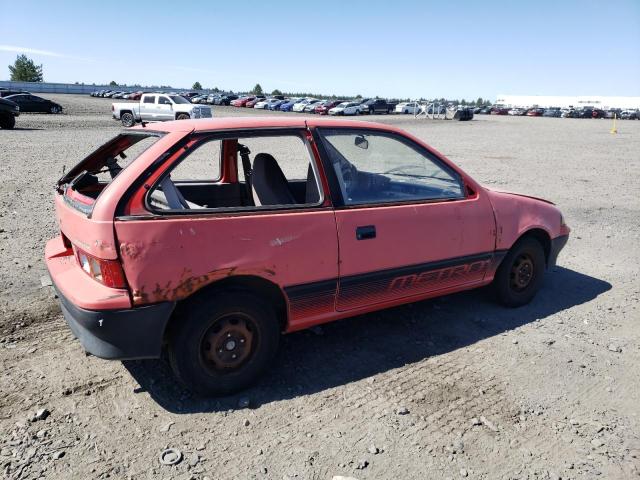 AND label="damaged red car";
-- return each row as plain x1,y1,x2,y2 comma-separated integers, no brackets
46,117,569,395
